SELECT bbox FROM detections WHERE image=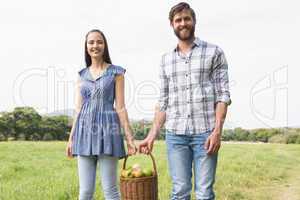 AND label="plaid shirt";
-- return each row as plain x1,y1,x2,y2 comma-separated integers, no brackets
158,37,231,135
